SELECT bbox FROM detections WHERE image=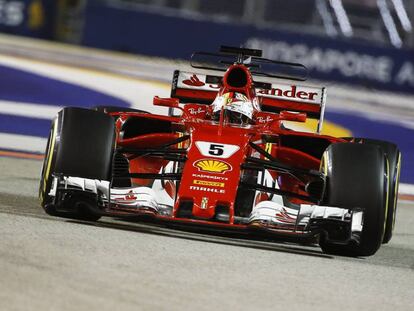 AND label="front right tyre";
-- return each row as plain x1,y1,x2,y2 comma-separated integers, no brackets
357,139,401,243
319,143,388,256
